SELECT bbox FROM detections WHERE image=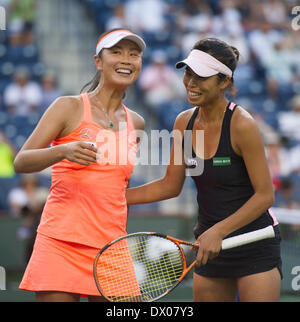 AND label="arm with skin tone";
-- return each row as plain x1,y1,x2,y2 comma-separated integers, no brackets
13,96,98,173
127,108,146,145
126,146,186,203
125,109,193,204
194,107,275,266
